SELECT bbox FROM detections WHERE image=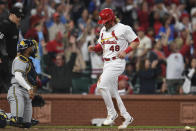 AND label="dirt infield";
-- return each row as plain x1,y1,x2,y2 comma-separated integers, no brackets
1,126,194,131
0,129,188,131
